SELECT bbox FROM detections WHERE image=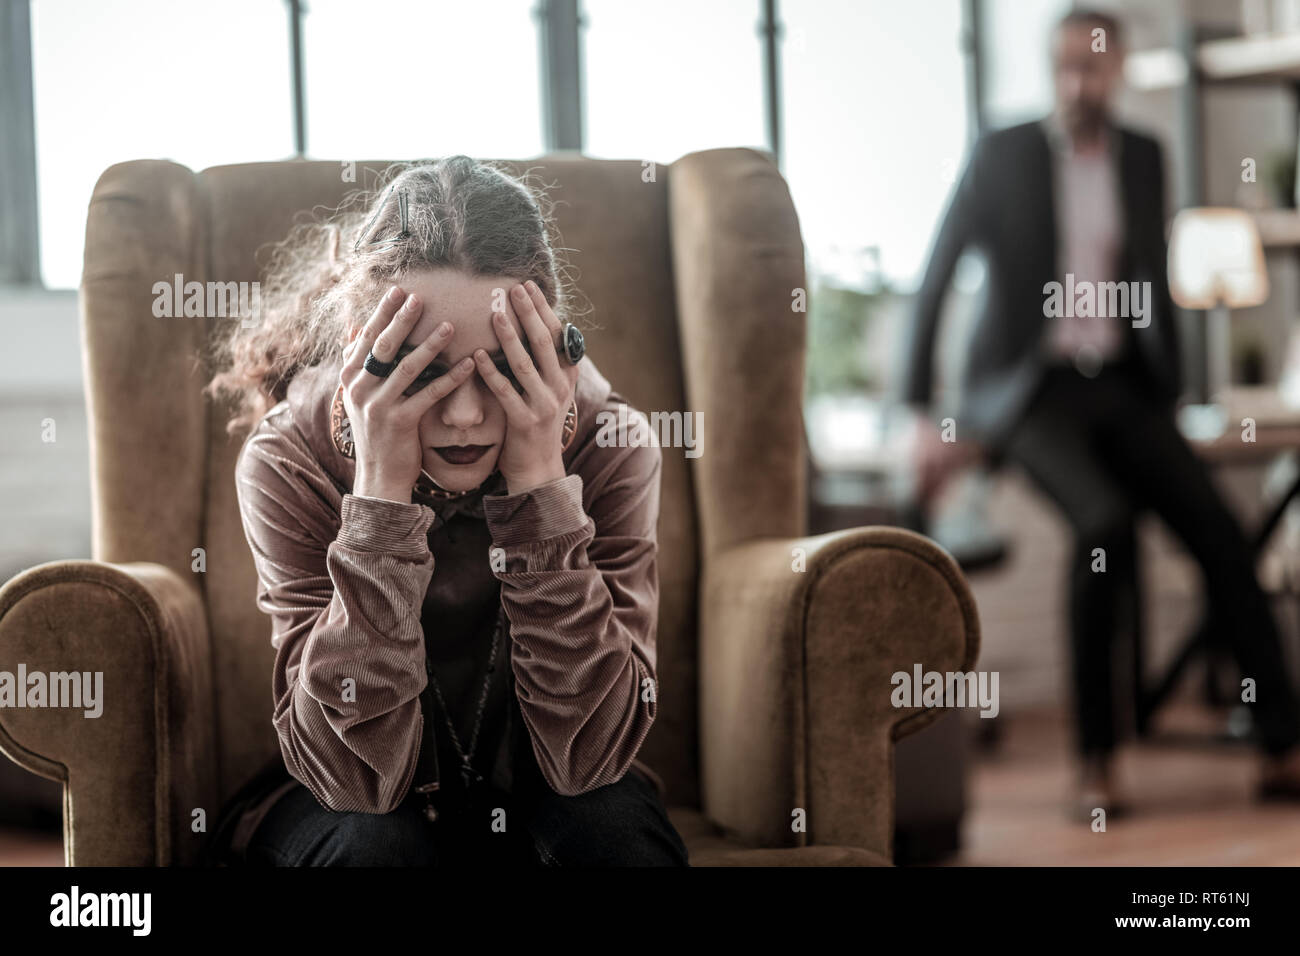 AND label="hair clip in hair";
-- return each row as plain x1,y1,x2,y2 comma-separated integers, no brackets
352,184,412,253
